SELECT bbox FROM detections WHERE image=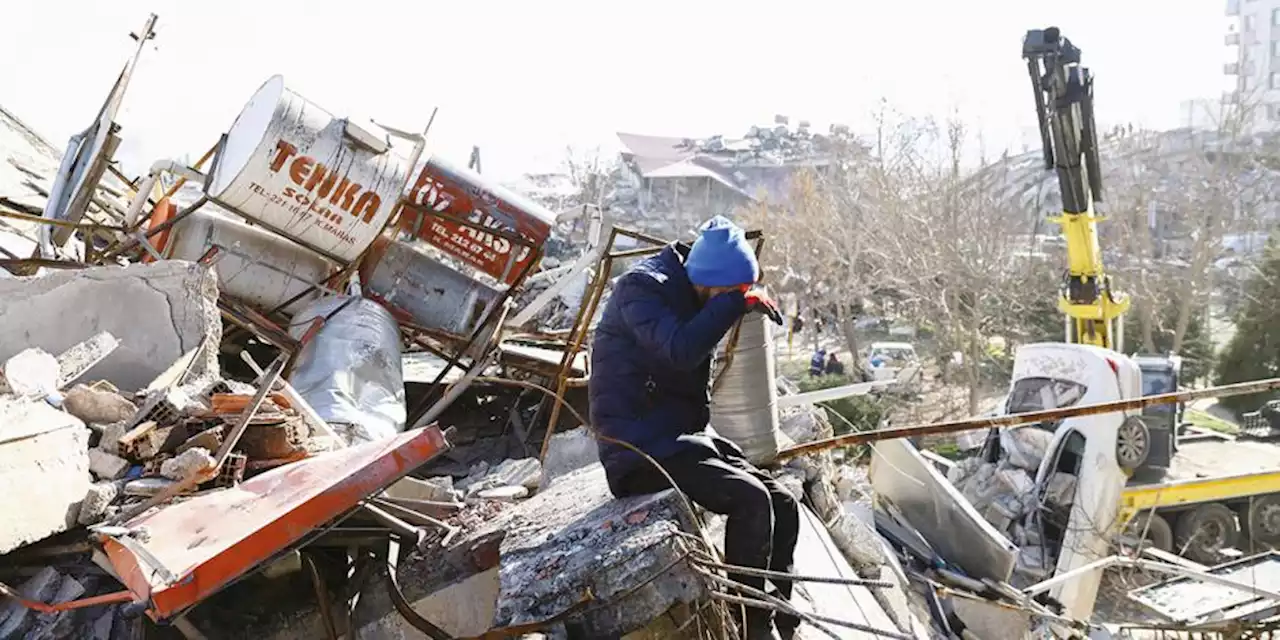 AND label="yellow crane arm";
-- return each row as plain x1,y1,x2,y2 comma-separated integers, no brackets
1023,27,1130,350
